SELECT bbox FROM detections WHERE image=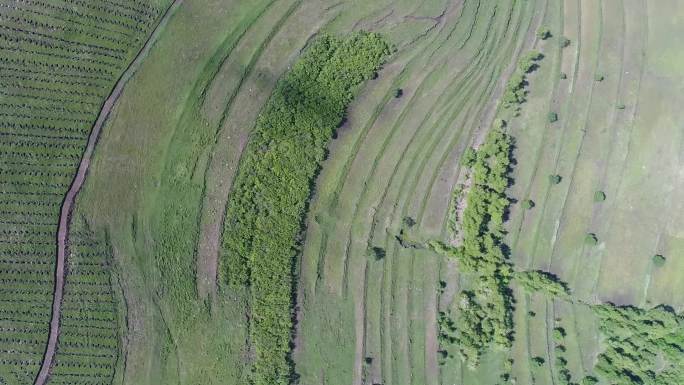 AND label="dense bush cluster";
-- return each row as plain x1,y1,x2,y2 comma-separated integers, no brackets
592,304,684,384
515,270,570,299
219,32,390,384
437,120,515,368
